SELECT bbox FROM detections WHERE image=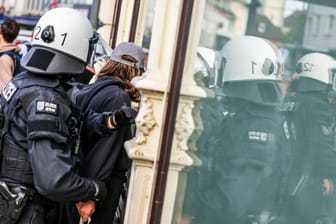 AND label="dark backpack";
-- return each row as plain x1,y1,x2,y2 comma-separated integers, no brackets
0,50,24,77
